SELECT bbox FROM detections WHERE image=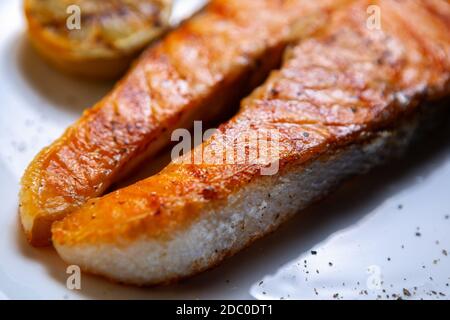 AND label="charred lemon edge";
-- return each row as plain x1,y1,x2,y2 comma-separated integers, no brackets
24,0,172,79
